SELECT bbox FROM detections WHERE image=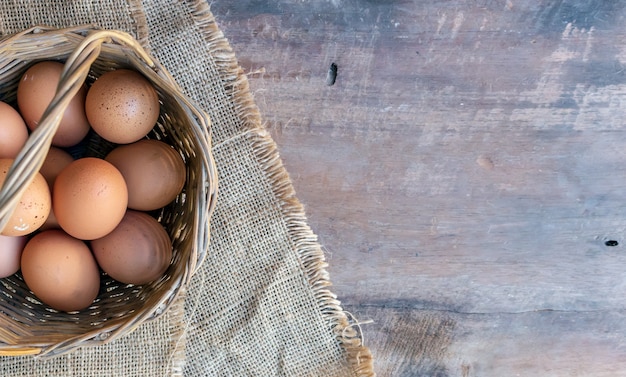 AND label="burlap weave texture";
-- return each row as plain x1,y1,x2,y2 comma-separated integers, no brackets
0,1,373,376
